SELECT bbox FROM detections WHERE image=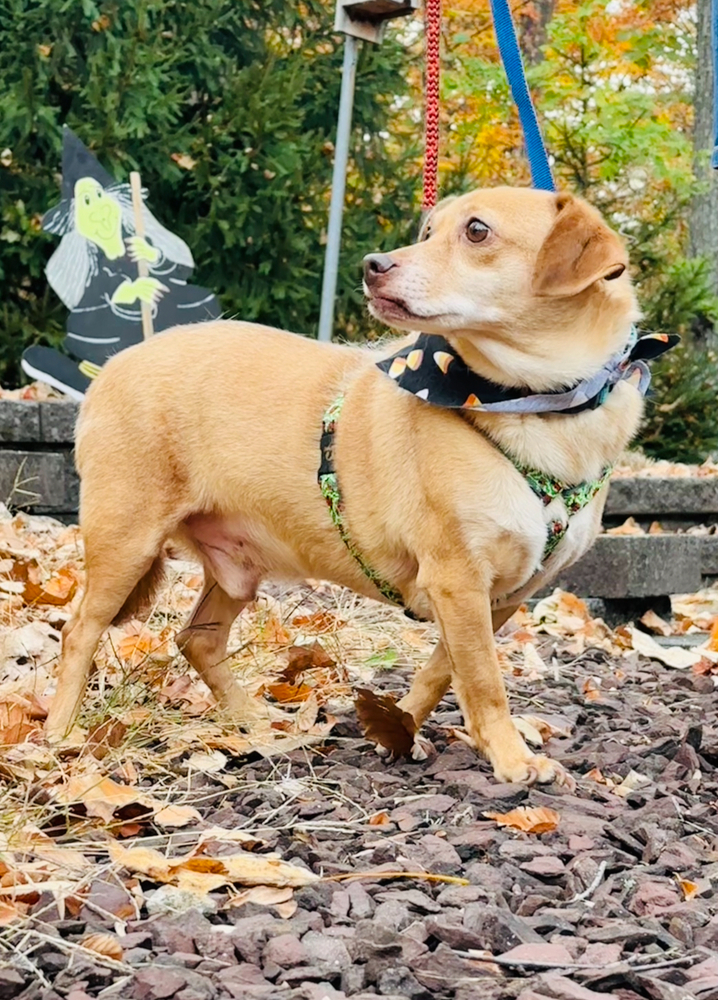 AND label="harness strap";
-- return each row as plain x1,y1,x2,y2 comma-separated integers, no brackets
318,393,610,608
318,395,404,606
514,460,612,559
